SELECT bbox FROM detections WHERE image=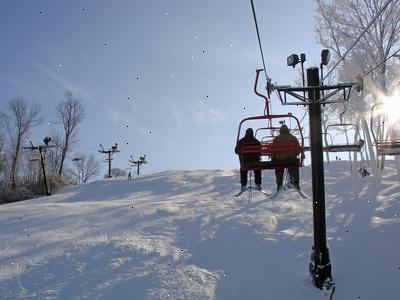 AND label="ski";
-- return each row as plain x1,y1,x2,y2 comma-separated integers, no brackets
234,190,246,197
270,189,283,199
293,187,308,199
258,189,271,196
235,187,271,197
323,279,336,300
236,184,306,199
270,187,308,199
